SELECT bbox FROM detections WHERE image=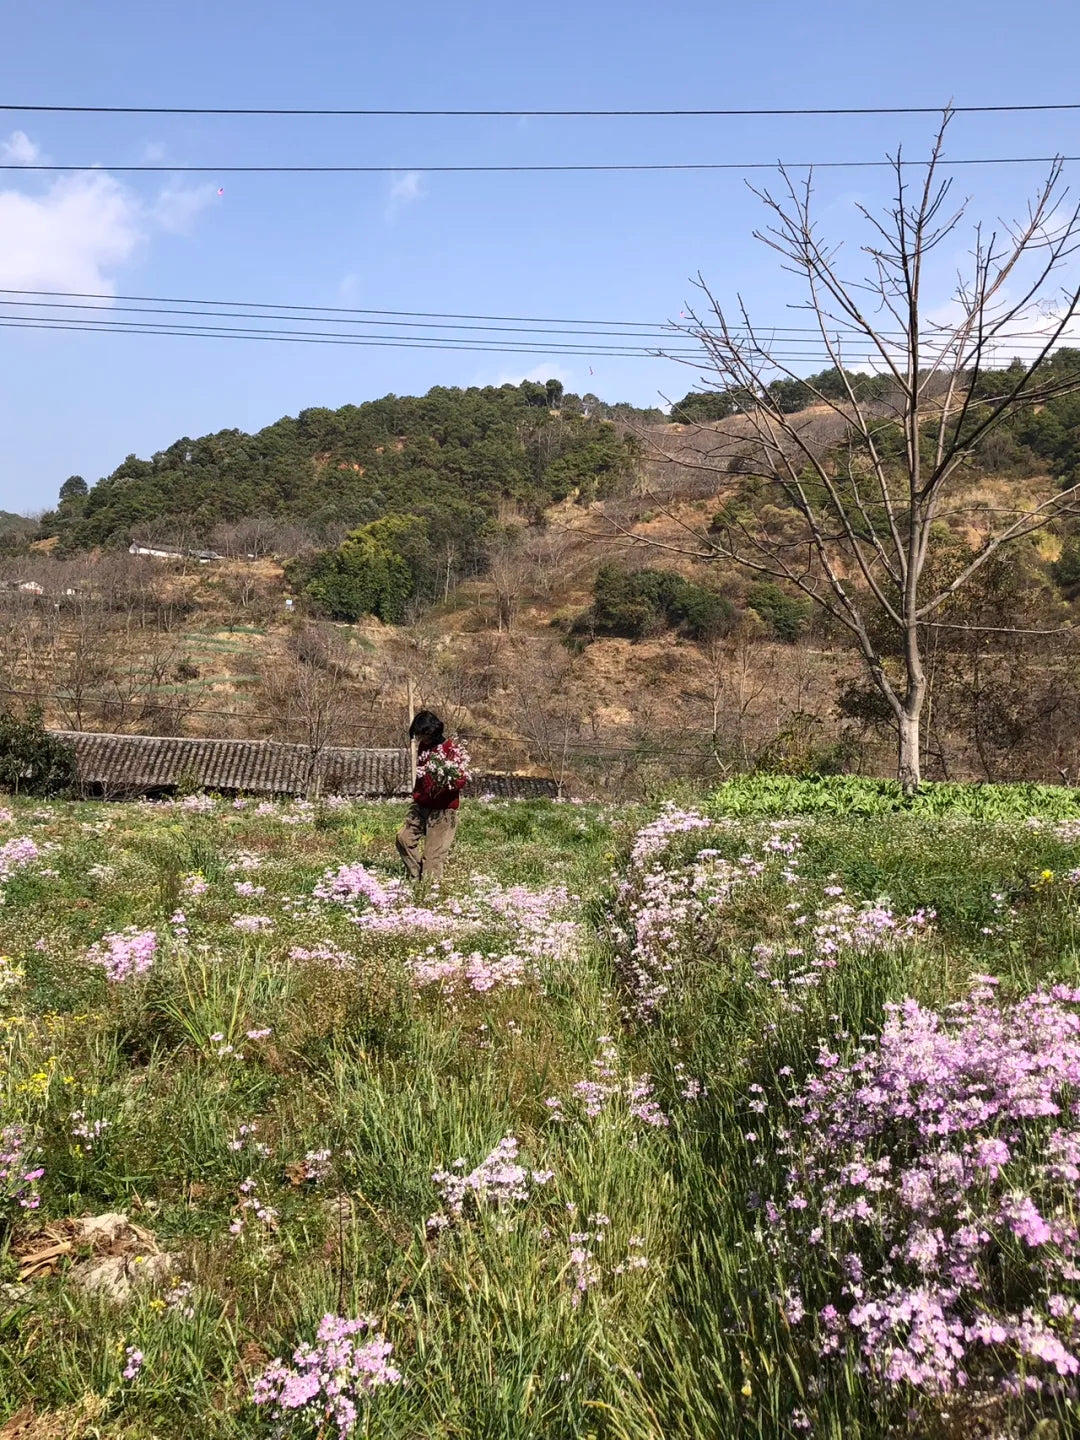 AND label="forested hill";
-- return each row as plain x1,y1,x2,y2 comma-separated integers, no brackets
42,381,661,555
